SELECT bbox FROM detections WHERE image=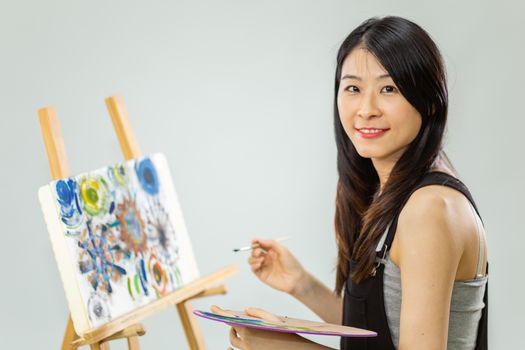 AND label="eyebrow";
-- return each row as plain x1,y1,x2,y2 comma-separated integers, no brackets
341,73,391,81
